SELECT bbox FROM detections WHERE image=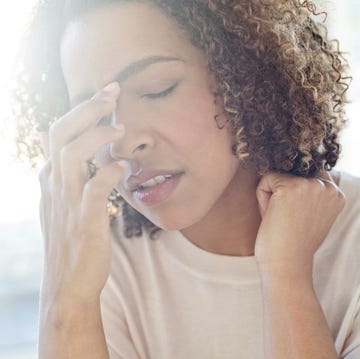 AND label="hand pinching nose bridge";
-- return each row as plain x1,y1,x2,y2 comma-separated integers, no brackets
86,156,123,220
